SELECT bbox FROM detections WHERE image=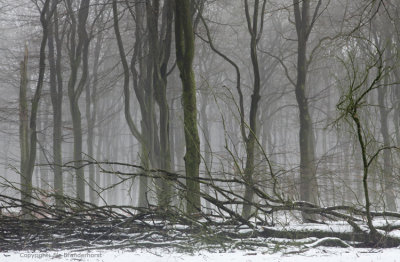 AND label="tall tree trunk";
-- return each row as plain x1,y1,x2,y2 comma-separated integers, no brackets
157,7,174,209
19,45,30,214
394,70,400,175
200,90,212,212
293,0,320,220
38,102,50,191
48,2,64,207
113,0,152,208
377,23,397,211
85,79,95,203
86,29,102,204
241,0,266,219
53,3,64,206
147,0,174,209
66,0,91,201
378,78,396,211
21,0,51,216
69,104,84,200
95,114,104,206
169,98,176,171
175,0,201,214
